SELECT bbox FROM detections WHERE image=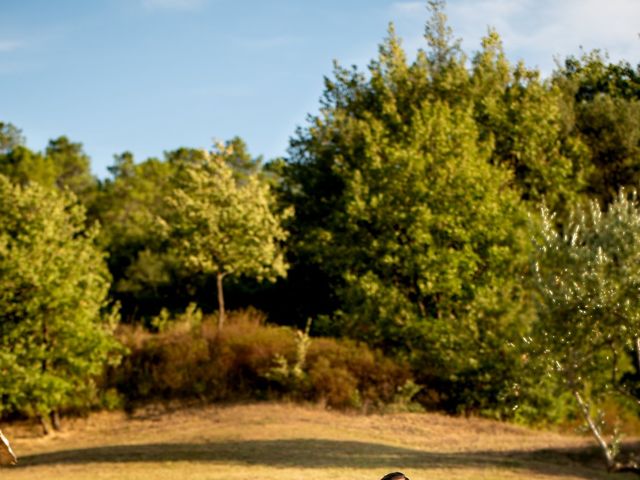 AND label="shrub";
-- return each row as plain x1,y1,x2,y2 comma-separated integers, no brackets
305,338,411,409
109,308,412,411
